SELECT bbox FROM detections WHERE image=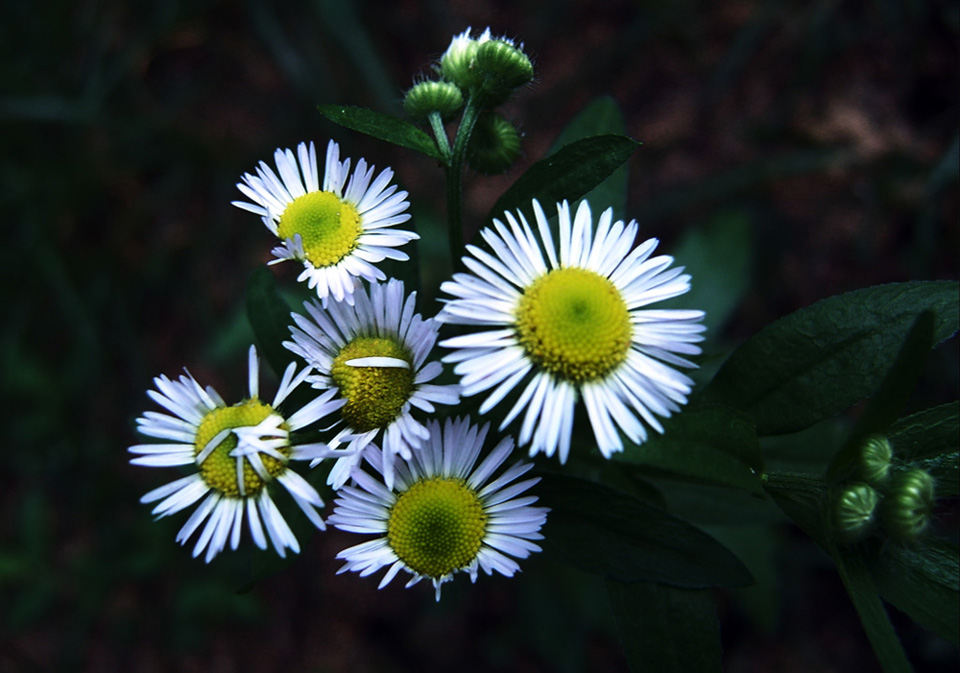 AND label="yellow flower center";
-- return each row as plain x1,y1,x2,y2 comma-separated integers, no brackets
277,191,362,268
330,337,415,432
515,267,632,383
387,477,487,579
193,399,290,497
